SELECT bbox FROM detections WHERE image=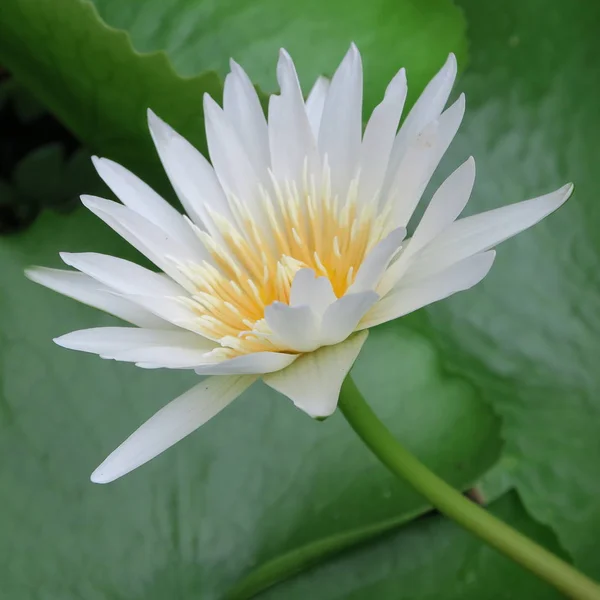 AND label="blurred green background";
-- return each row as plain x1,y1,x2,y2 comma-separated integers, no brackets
0,0,598,598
